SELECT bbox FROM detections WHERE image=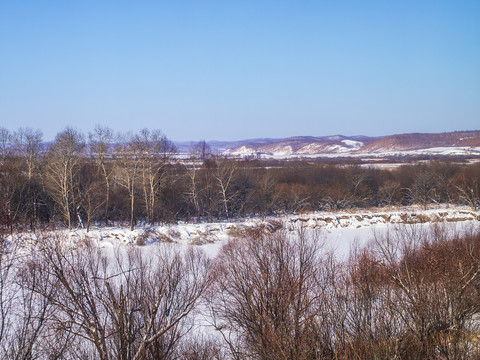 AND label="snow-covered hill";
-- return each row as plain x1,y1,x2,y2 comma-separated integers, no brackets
222,135,376,157
210,130,480,158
